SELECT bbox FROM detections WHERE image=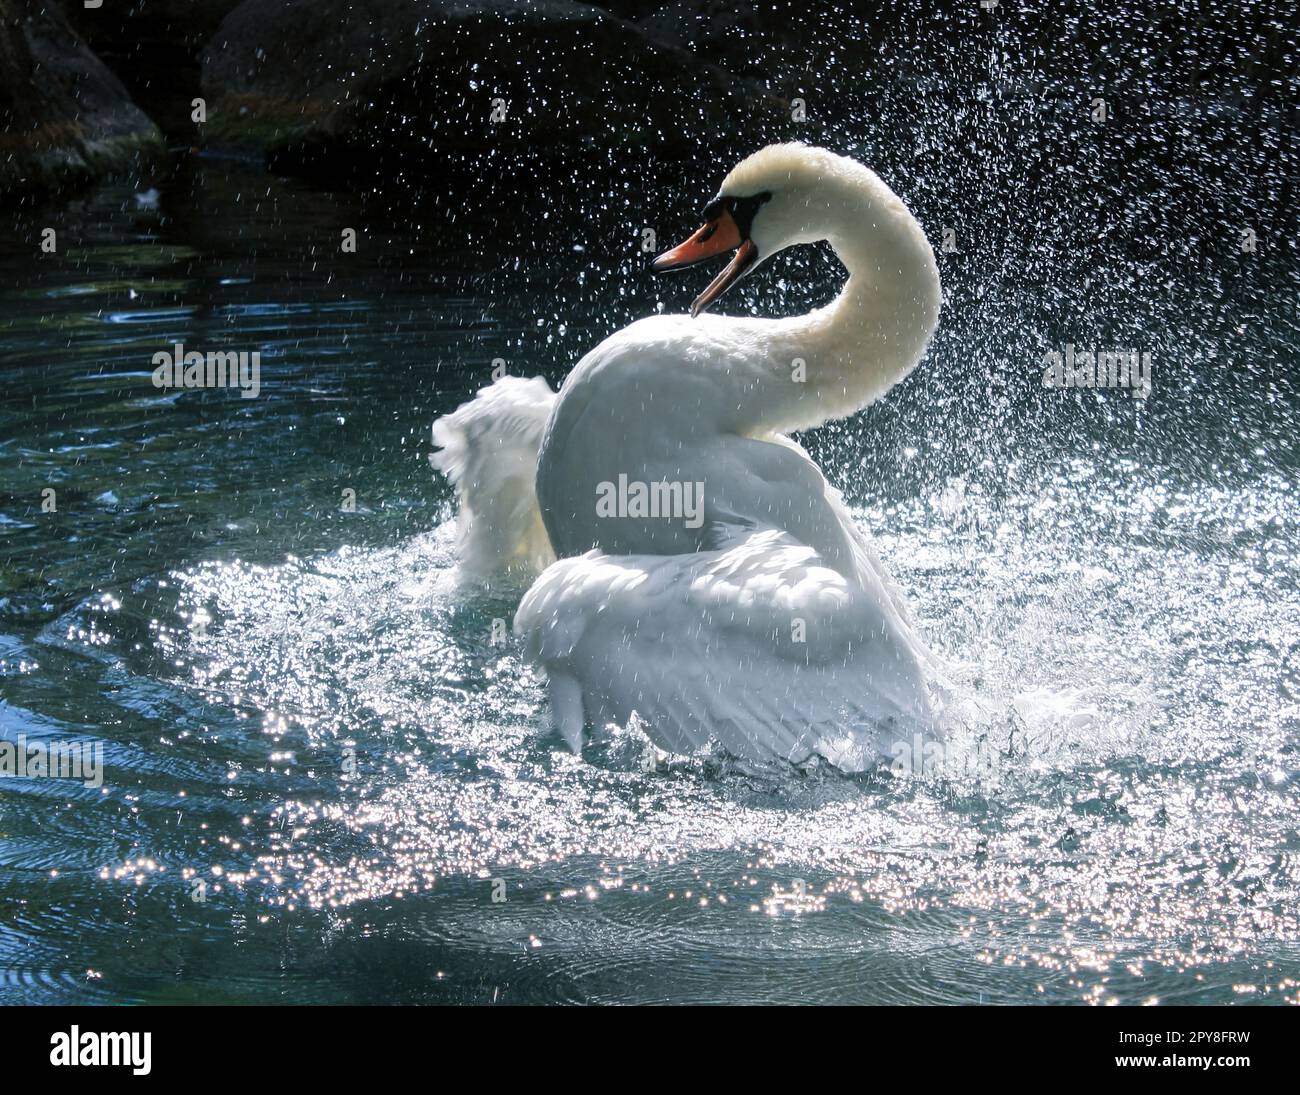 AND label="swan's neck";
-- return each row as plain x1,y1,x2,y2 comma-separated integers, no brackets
734,180,941,436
